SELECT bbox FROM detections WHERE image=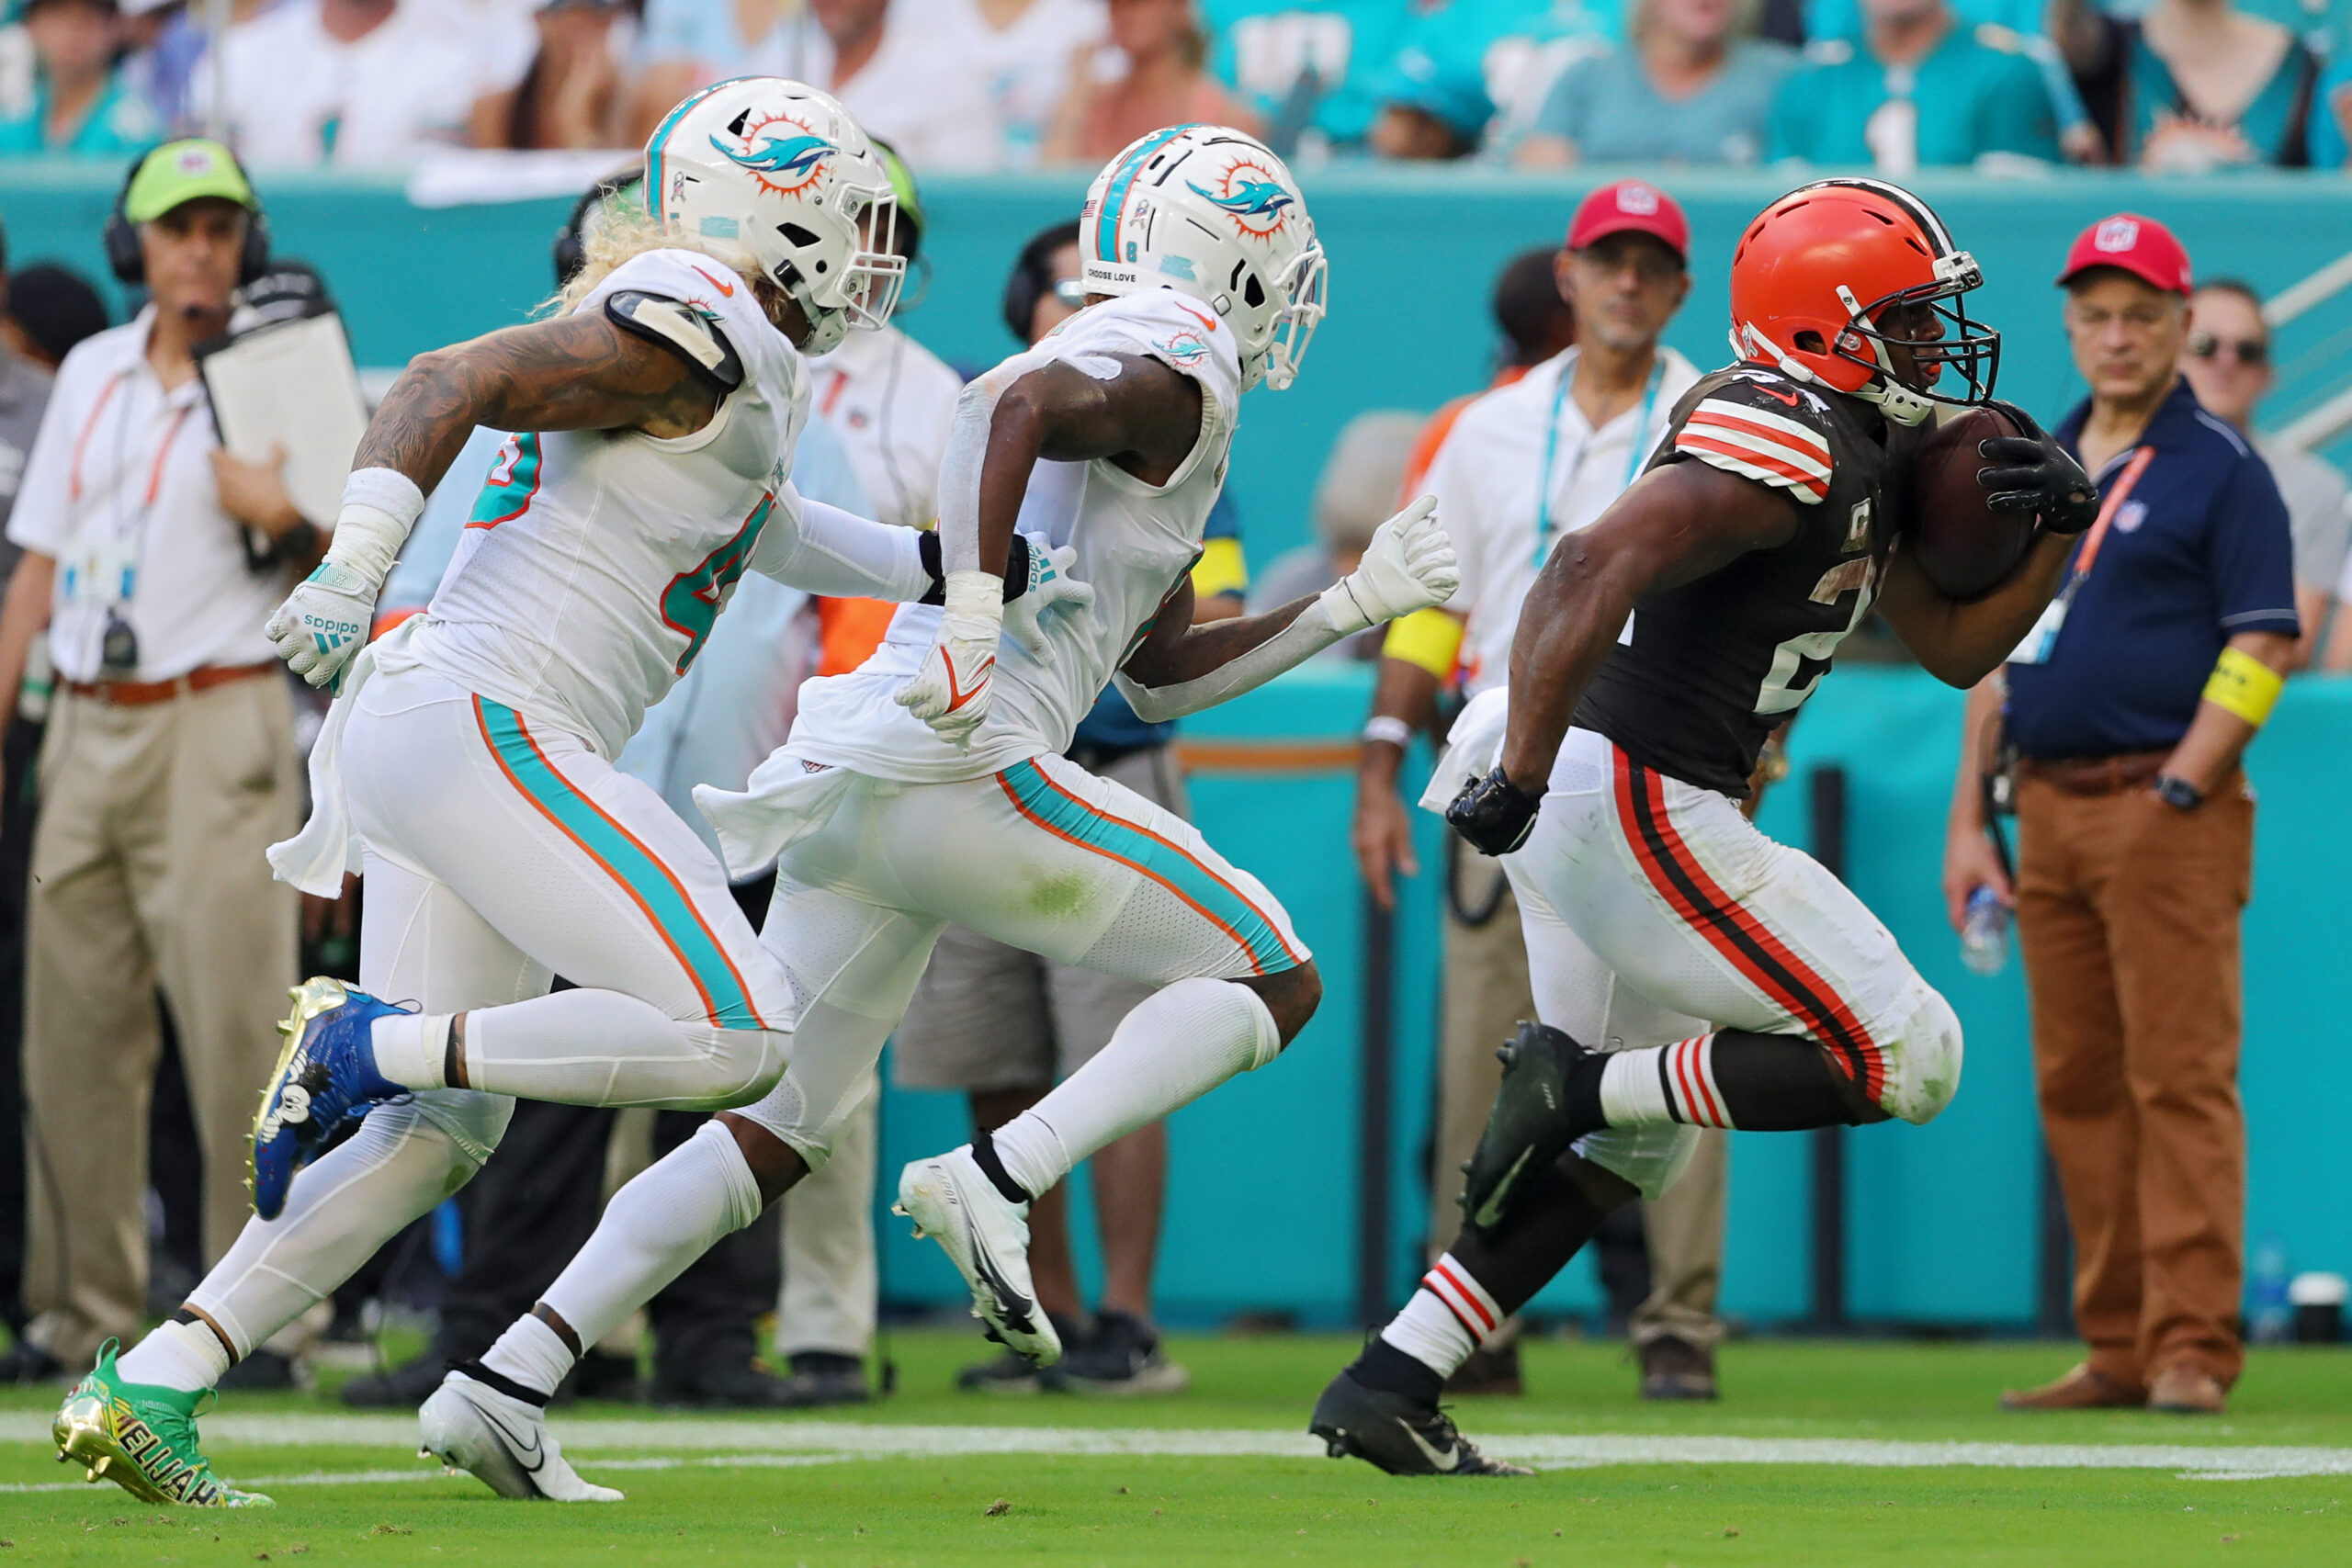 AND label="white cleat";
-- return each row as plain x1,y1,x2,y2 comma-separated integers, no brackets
417,1370,621,1503
895,1145,1061,1366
